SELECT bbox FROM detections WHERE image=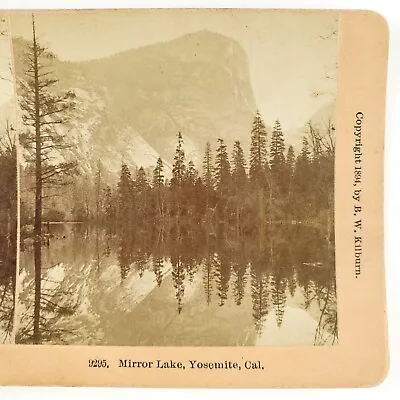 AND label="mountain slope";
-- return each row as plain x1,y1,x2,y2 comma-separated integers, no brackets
12,31,256,182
